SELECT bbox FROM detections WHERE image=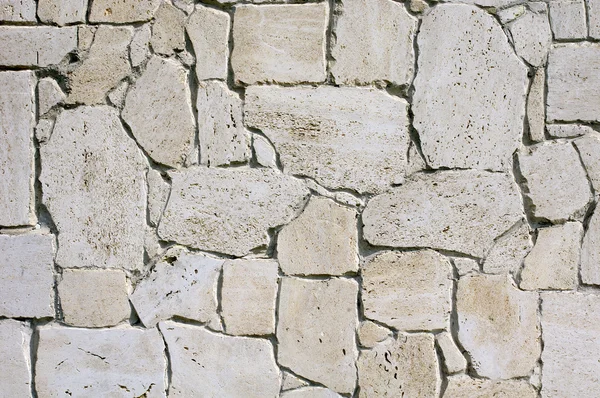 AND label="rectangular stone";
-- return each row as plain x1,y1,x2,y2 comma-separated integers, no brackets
548,0,587,39
0,27,77,67
0,0,35,21
590,0,600,38
0,320,32,397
